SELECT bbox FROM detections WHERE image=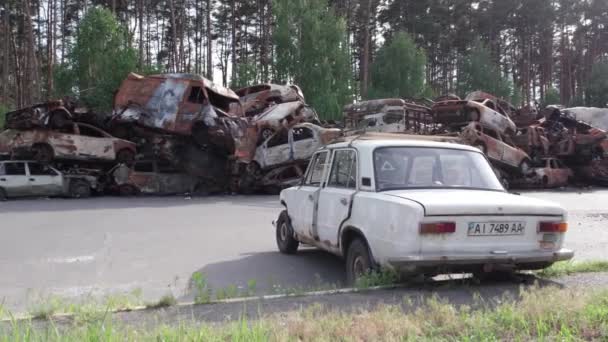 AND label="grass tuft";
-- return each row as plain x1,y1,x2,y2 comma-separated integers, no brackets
537,260,608,278
145,294,177,309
